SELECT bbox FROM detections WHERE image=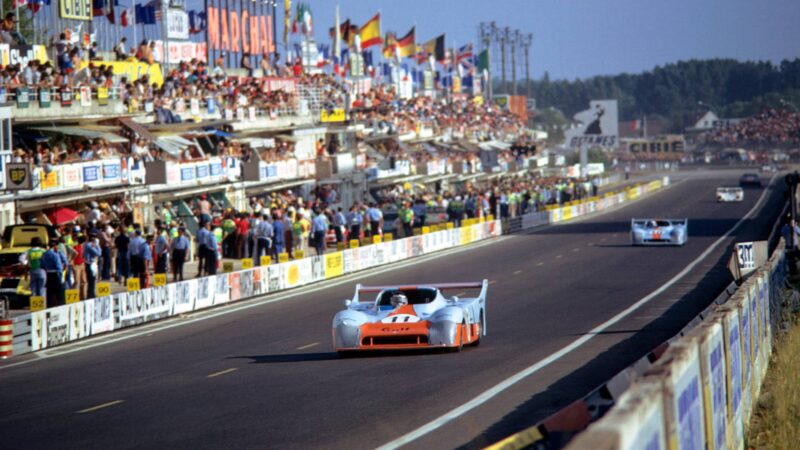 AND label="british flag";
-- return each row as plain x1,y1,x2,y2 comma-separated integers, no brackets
456,43,474,69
